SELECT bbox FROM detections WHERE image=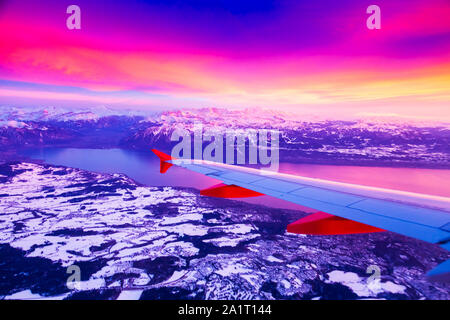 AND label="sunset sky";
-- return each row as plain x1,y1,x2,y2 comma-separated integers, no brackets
0,0,449,120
